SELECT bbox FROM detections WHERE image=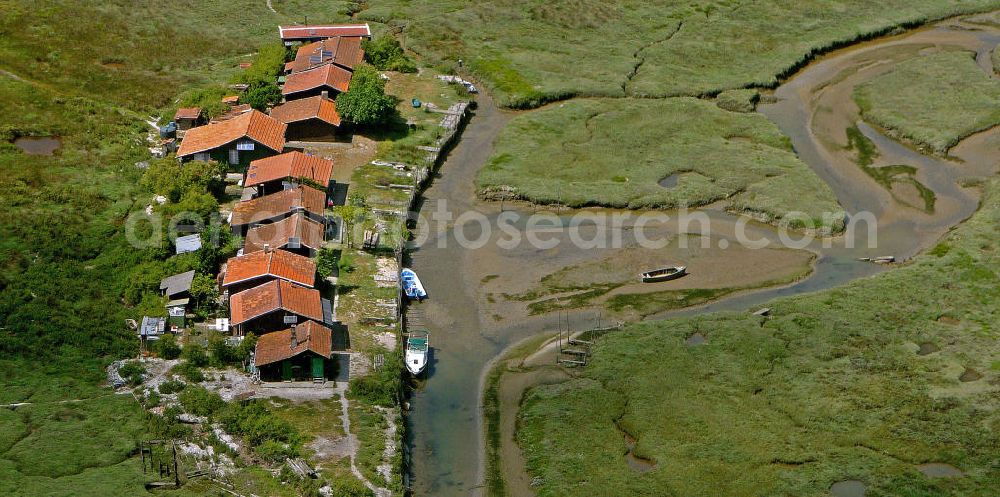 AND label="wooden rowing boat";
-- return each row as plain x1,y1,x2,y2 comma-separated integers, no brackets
640,266,687,283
